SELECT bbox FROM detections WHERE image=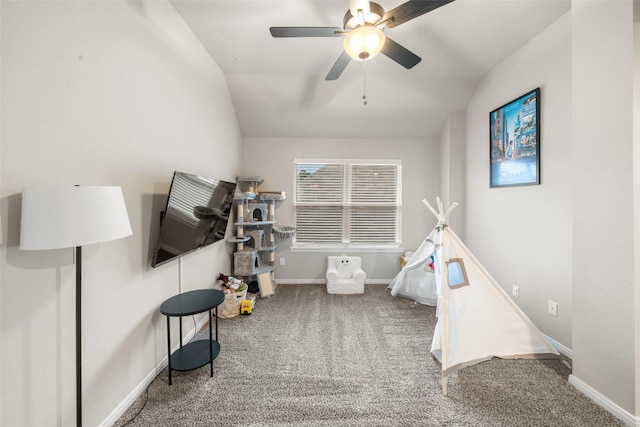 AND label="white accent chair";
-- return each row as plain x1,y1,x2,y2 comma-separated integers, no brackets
326,255,366,294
